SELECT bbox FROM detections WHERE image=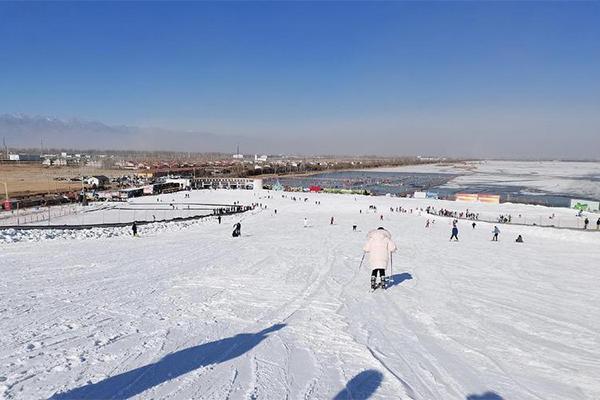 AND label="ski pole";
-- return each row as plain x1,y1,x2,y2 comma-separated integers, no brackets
389,252,394,283
359,252,365,271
